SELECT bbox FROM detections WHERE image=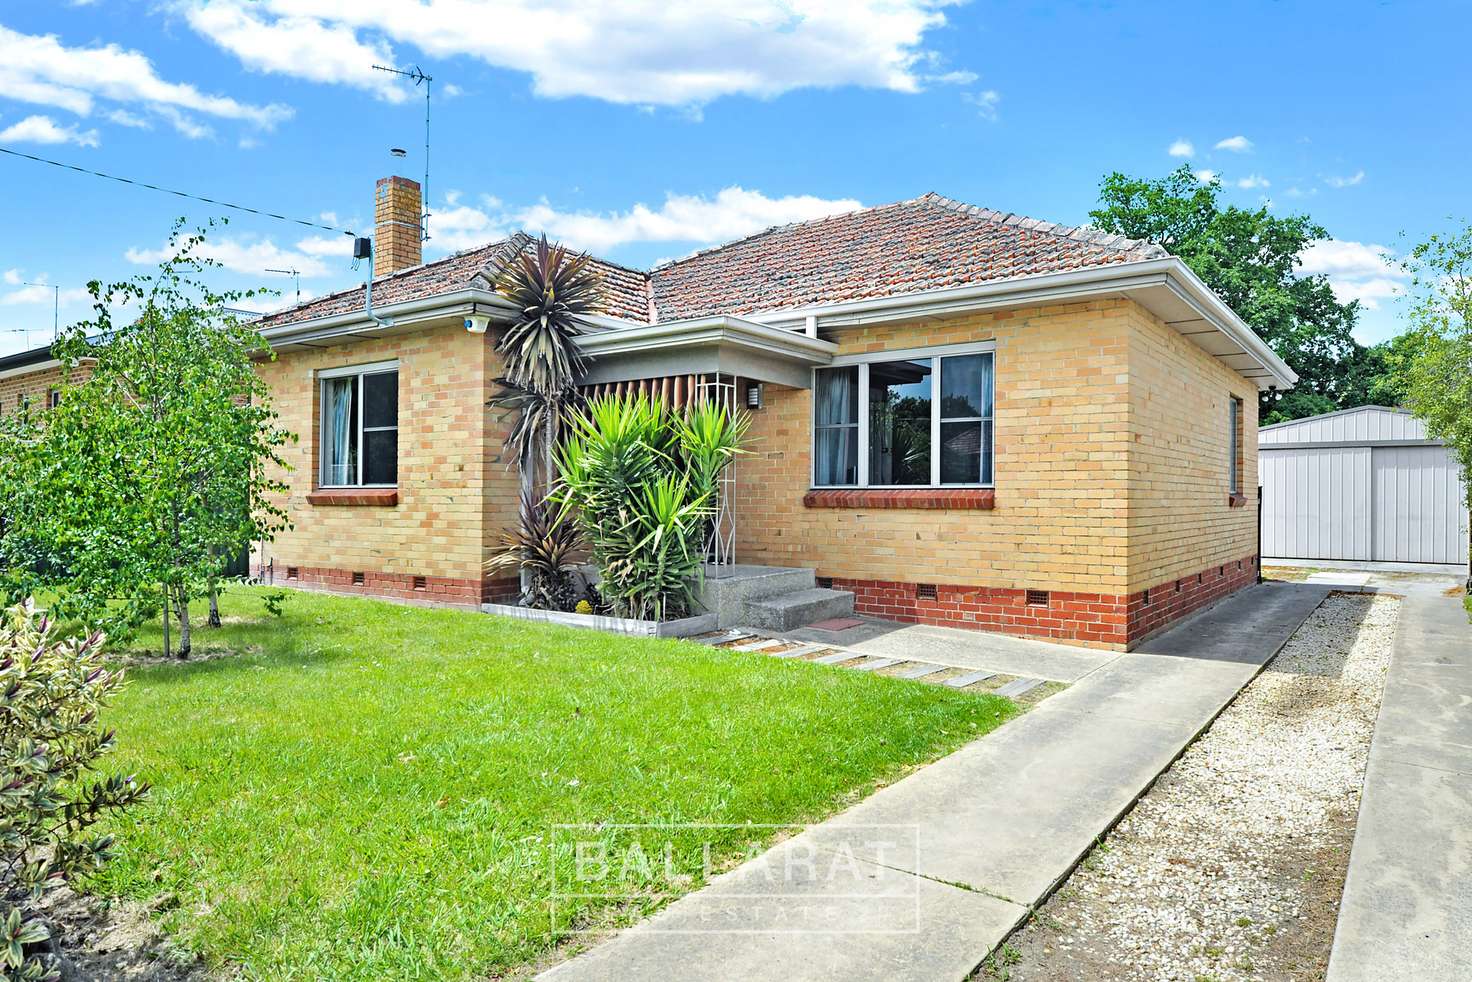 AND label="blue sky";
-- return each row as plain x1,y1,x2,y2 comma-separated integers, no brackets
1,0,1467,357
